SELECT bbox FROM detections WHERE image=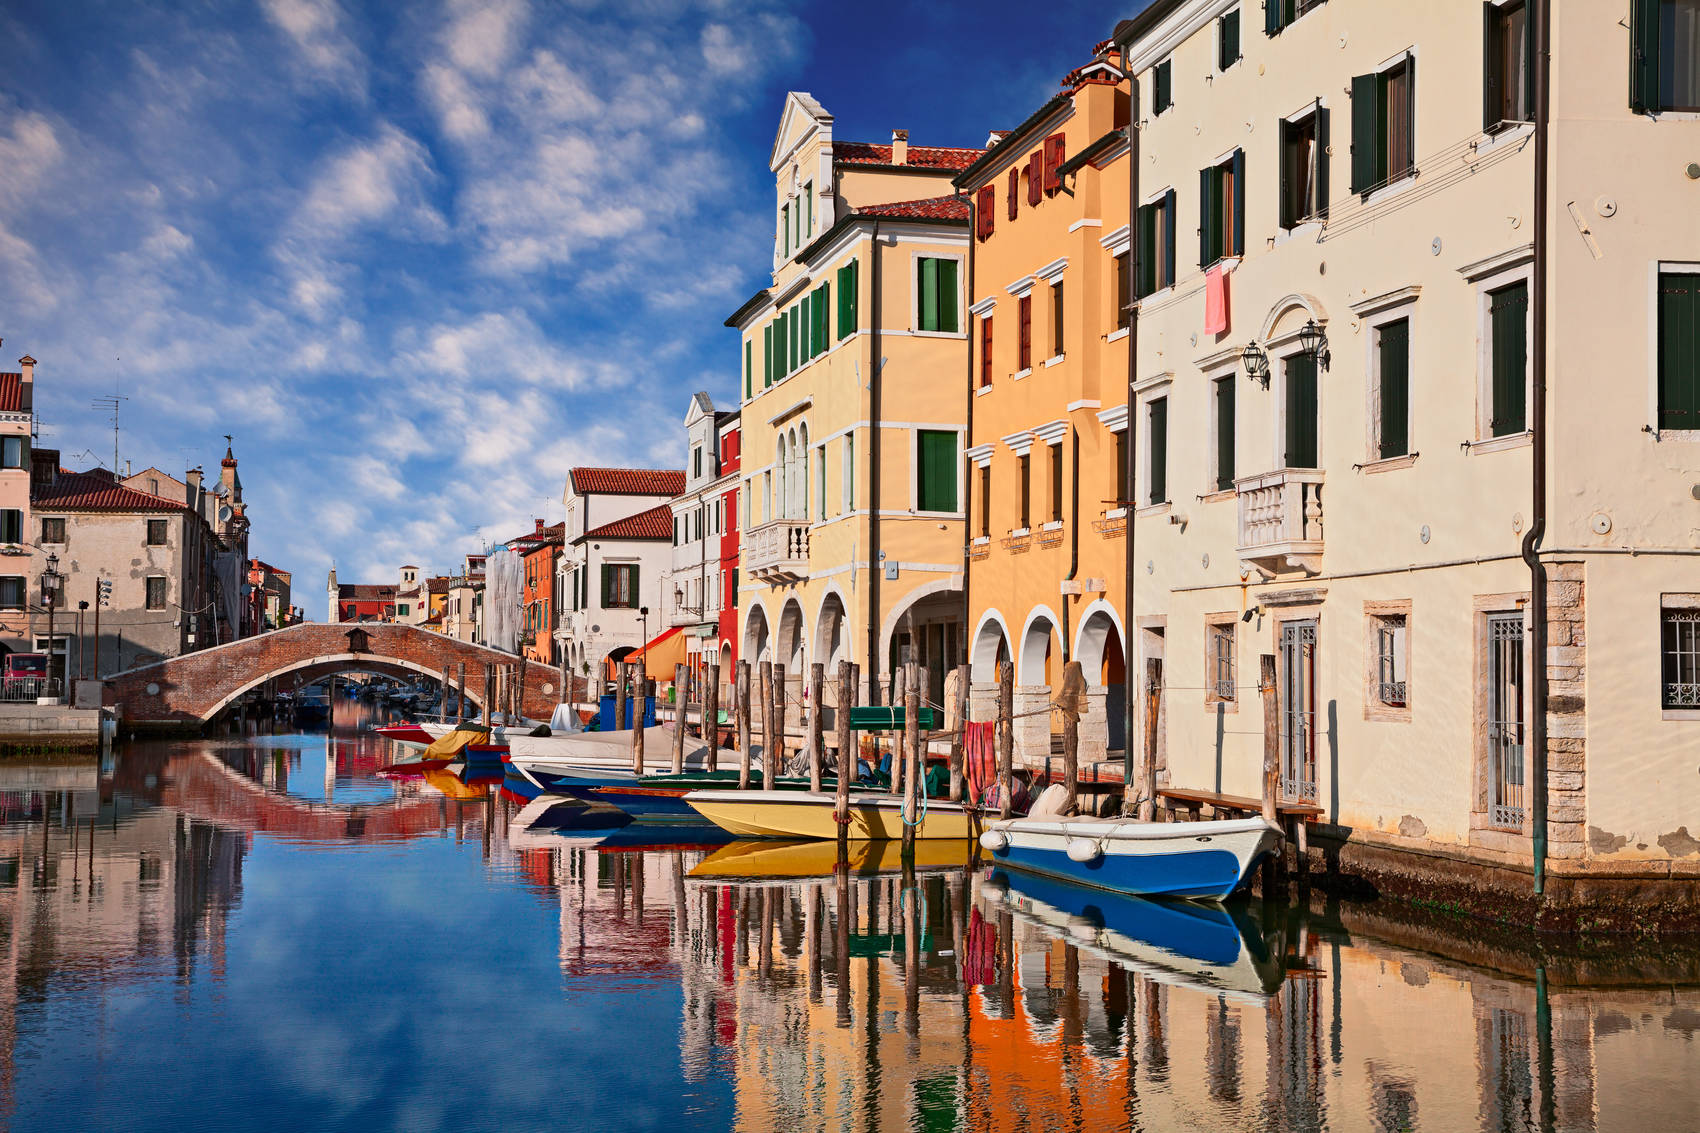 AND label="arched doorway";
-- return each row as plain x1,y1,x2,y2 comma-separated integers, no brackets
1015,609,1058,762
1074,604,1128,761
743,604,771,668
815,592,848,673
